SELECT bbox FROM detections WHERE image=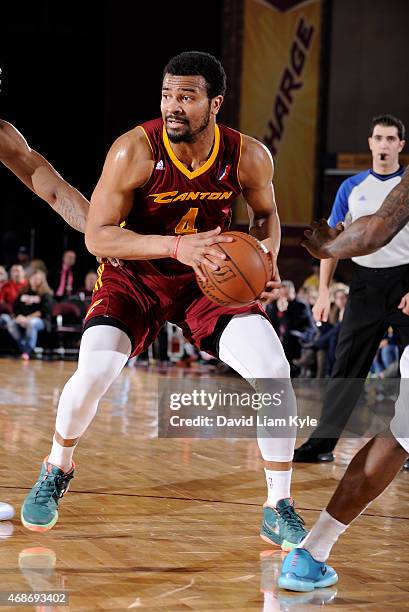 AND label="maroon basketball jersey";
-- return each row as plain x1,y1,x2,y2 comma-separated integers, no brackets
125,117,242,241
